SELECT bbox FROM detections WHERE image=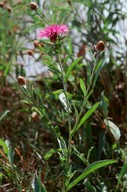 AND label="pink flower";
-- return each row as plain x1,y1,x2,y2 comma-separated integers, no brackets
38,24,69,42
